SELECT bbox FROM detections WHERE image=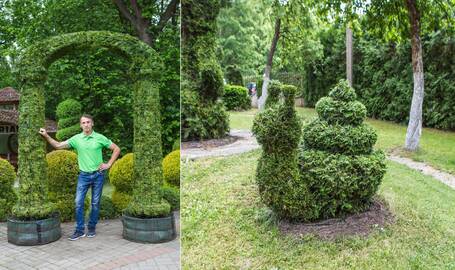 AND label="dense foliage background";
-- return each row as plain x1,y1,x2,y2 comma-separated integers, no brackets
0,0,180,154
